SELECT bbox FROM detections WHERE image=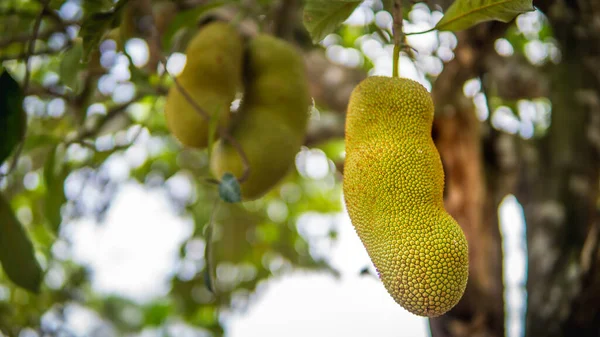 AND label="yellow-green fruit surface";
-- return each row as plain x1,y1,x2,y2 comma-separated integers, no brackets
343,76,469,317
164,22,243,149
210,34,310,200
